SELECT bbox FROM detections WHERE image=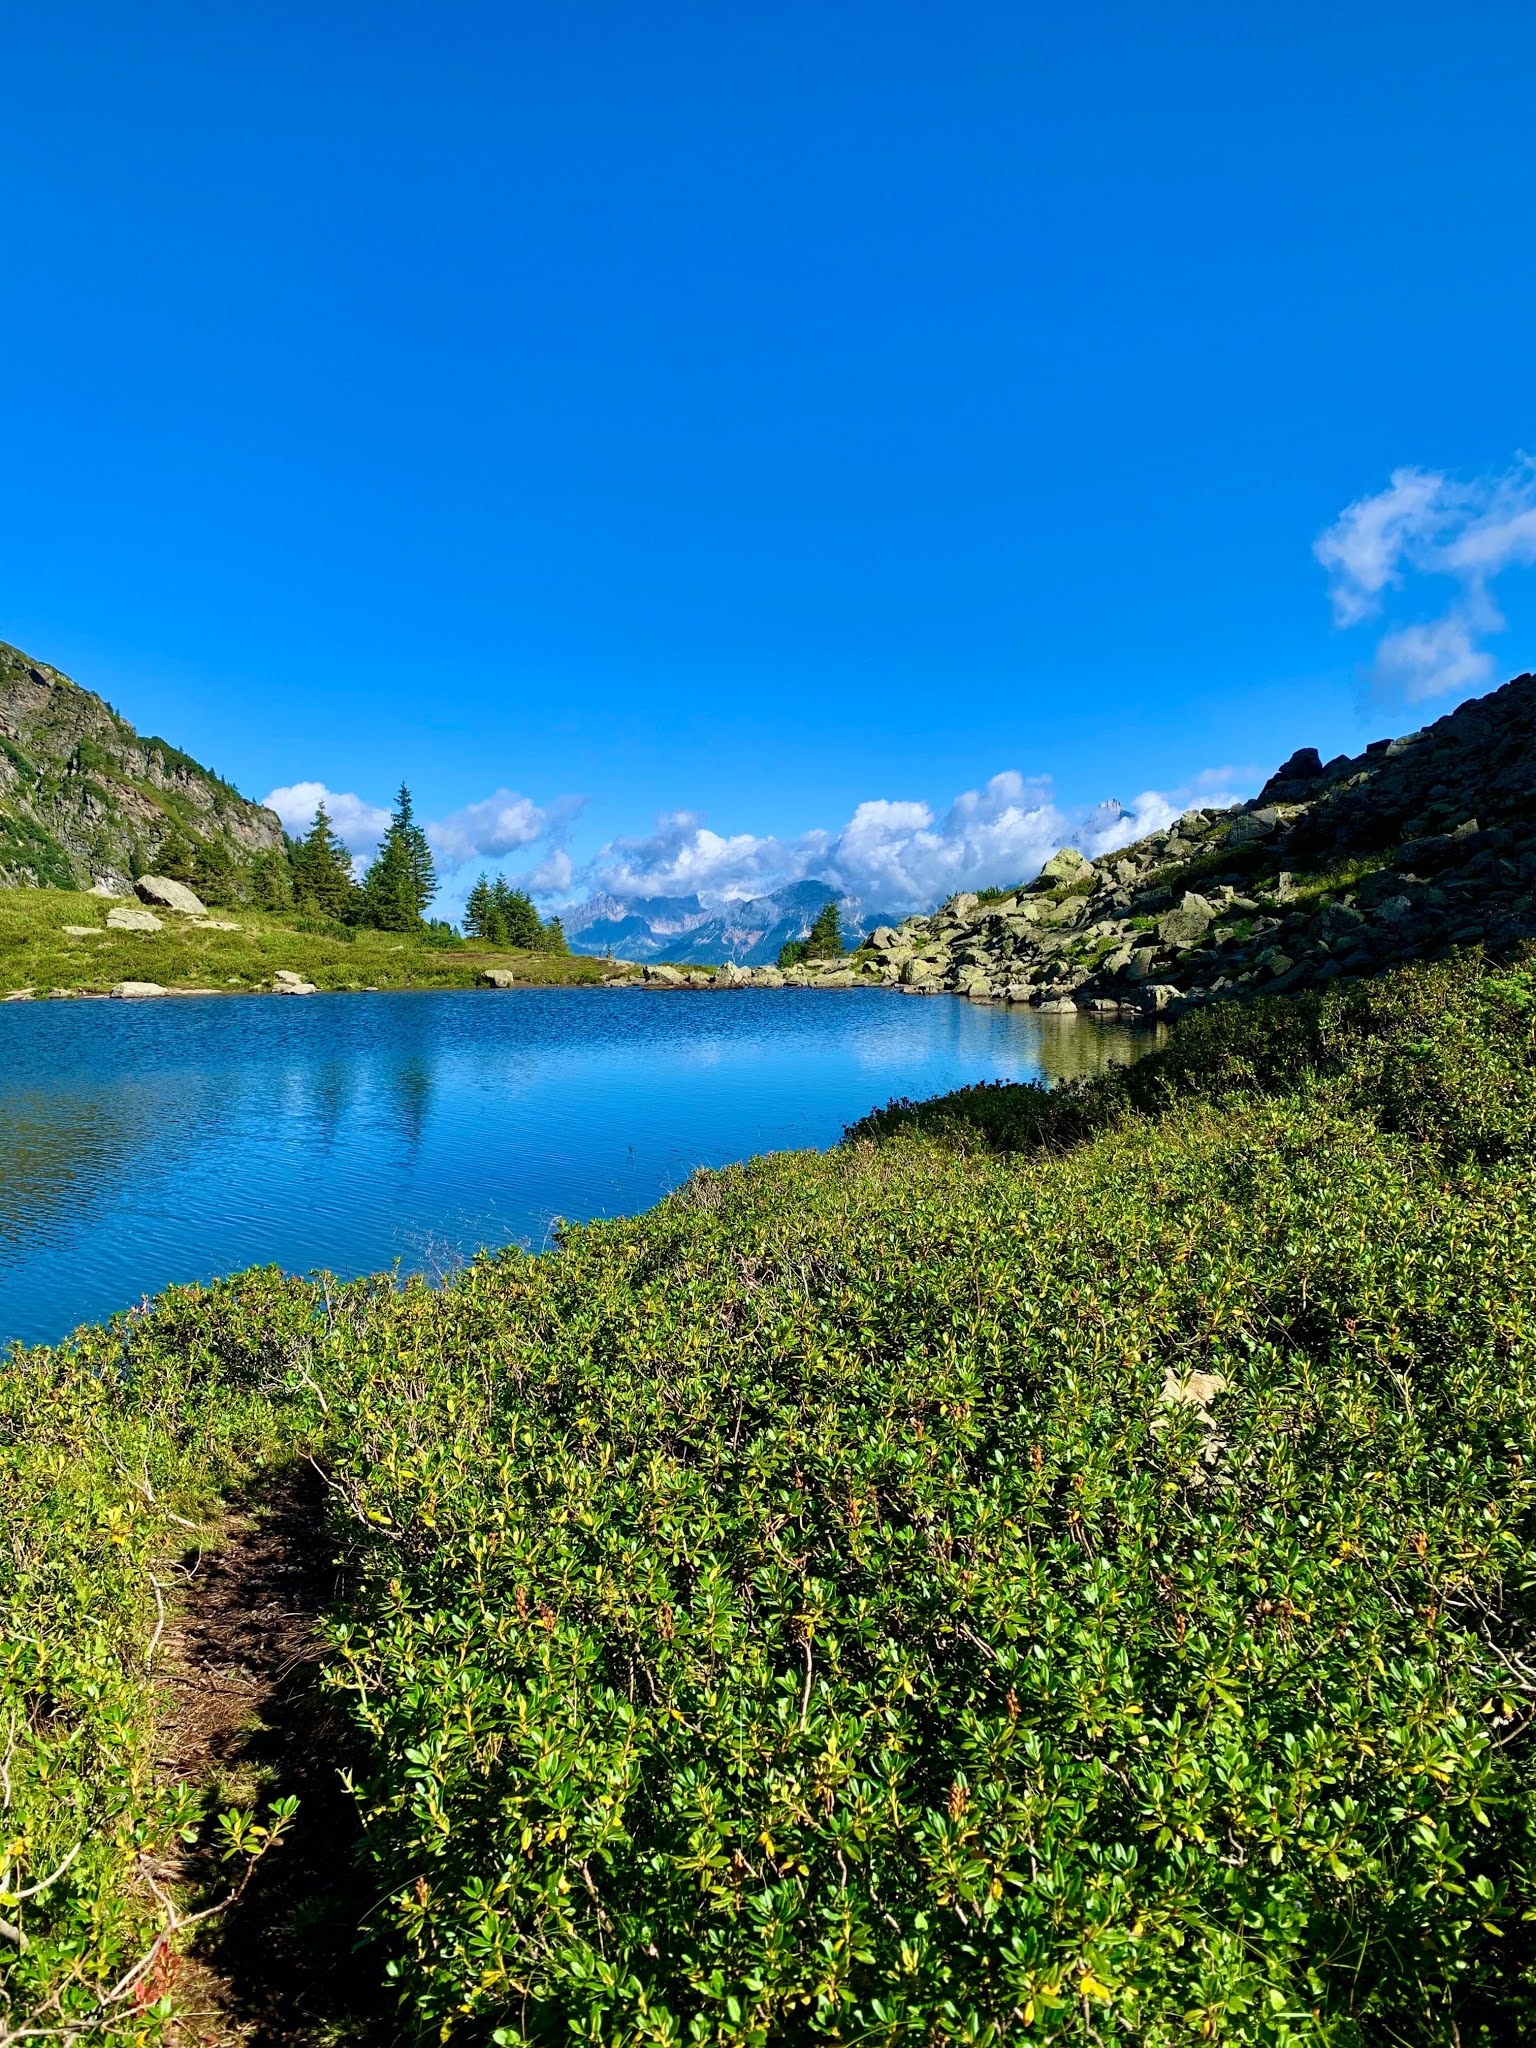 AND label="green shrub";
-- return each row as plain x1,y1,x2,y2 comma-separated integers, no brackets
6,953,1536,2044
